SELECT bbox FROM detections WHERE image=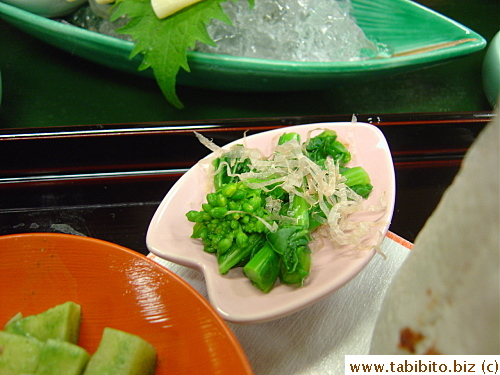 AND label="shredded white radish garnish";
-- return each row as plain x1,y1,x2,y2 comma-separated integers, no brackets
194,131,220,152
